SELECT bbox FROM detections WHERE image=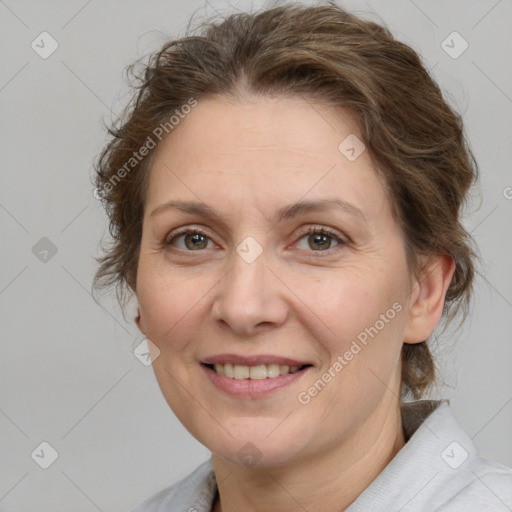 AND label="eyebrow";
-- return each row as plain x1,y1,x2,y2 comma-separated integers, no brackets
149,198,368,225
